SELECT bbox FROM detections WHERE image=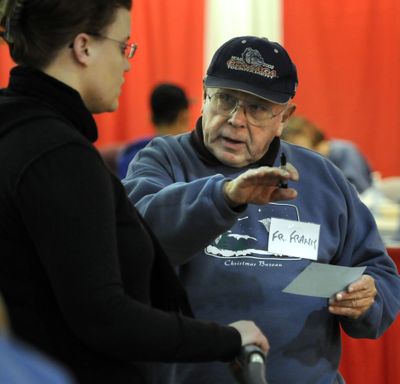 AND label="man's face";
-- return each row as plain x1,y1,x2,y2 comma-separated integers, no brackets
202,87,292,167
